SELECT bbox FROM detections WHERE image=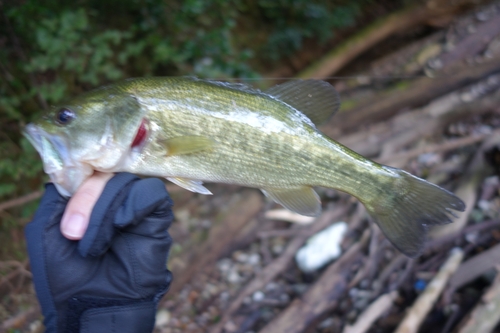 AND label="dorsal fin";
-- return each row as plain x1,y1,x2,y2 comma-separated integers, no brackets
266,80,340,126
196,77,261,94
